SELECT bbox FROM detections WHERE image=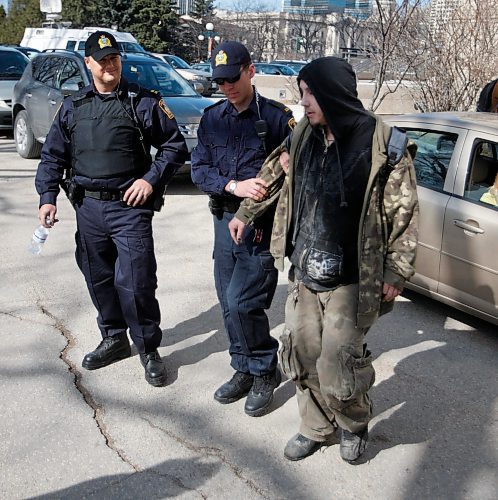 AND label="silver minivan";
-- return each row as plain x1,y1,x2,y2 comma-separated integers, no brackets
386,112,498,325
